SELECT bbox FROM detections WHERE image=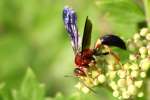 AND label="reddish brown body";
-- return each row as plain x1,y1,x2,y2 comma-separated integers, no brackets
74,49,95,76
75,49,94,66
